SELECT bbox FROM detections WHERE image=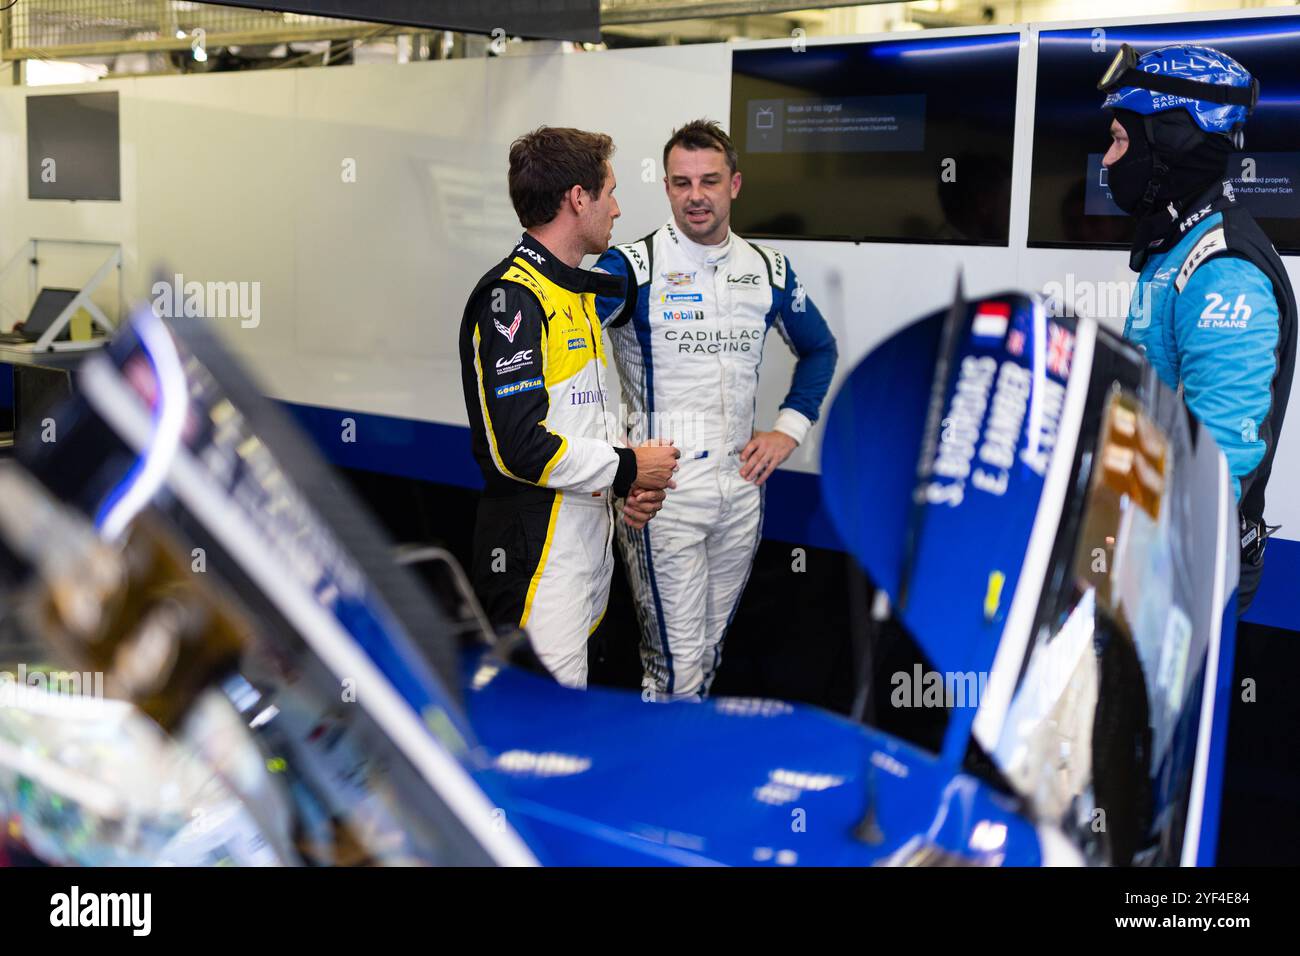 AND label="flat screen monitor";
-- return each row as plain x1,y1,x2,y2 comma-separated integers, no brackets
1030,15,1300,253
27,91,121,202
729,34,1021,245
